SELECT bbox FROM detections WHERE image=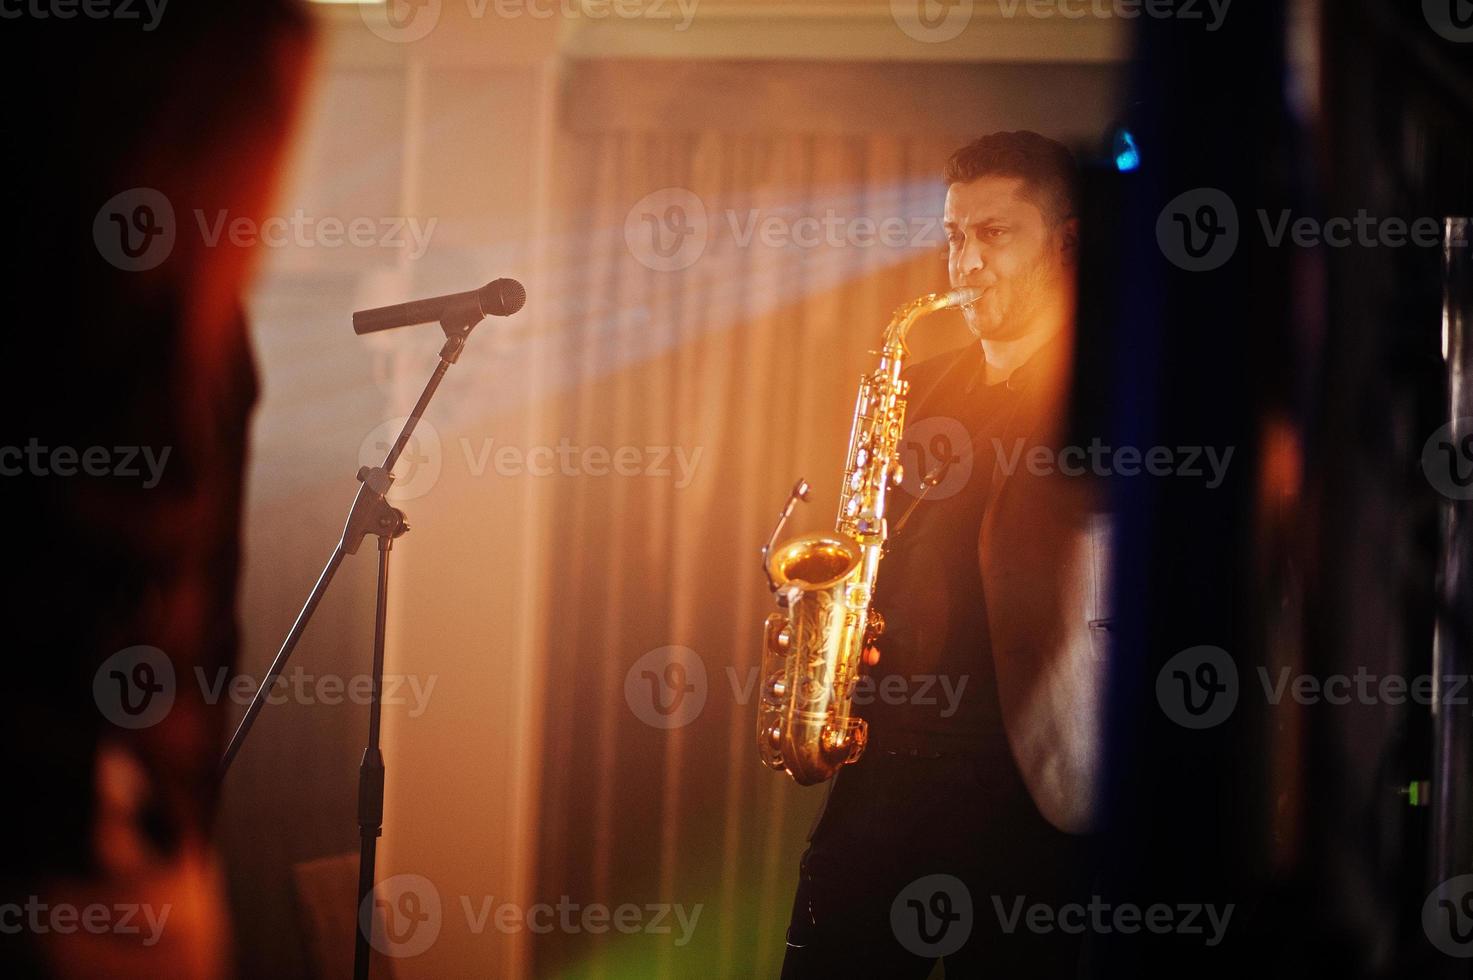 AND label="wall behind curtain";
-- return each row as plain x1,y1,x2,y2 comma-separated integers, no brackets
223,40,553,978
529,59,1122,978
